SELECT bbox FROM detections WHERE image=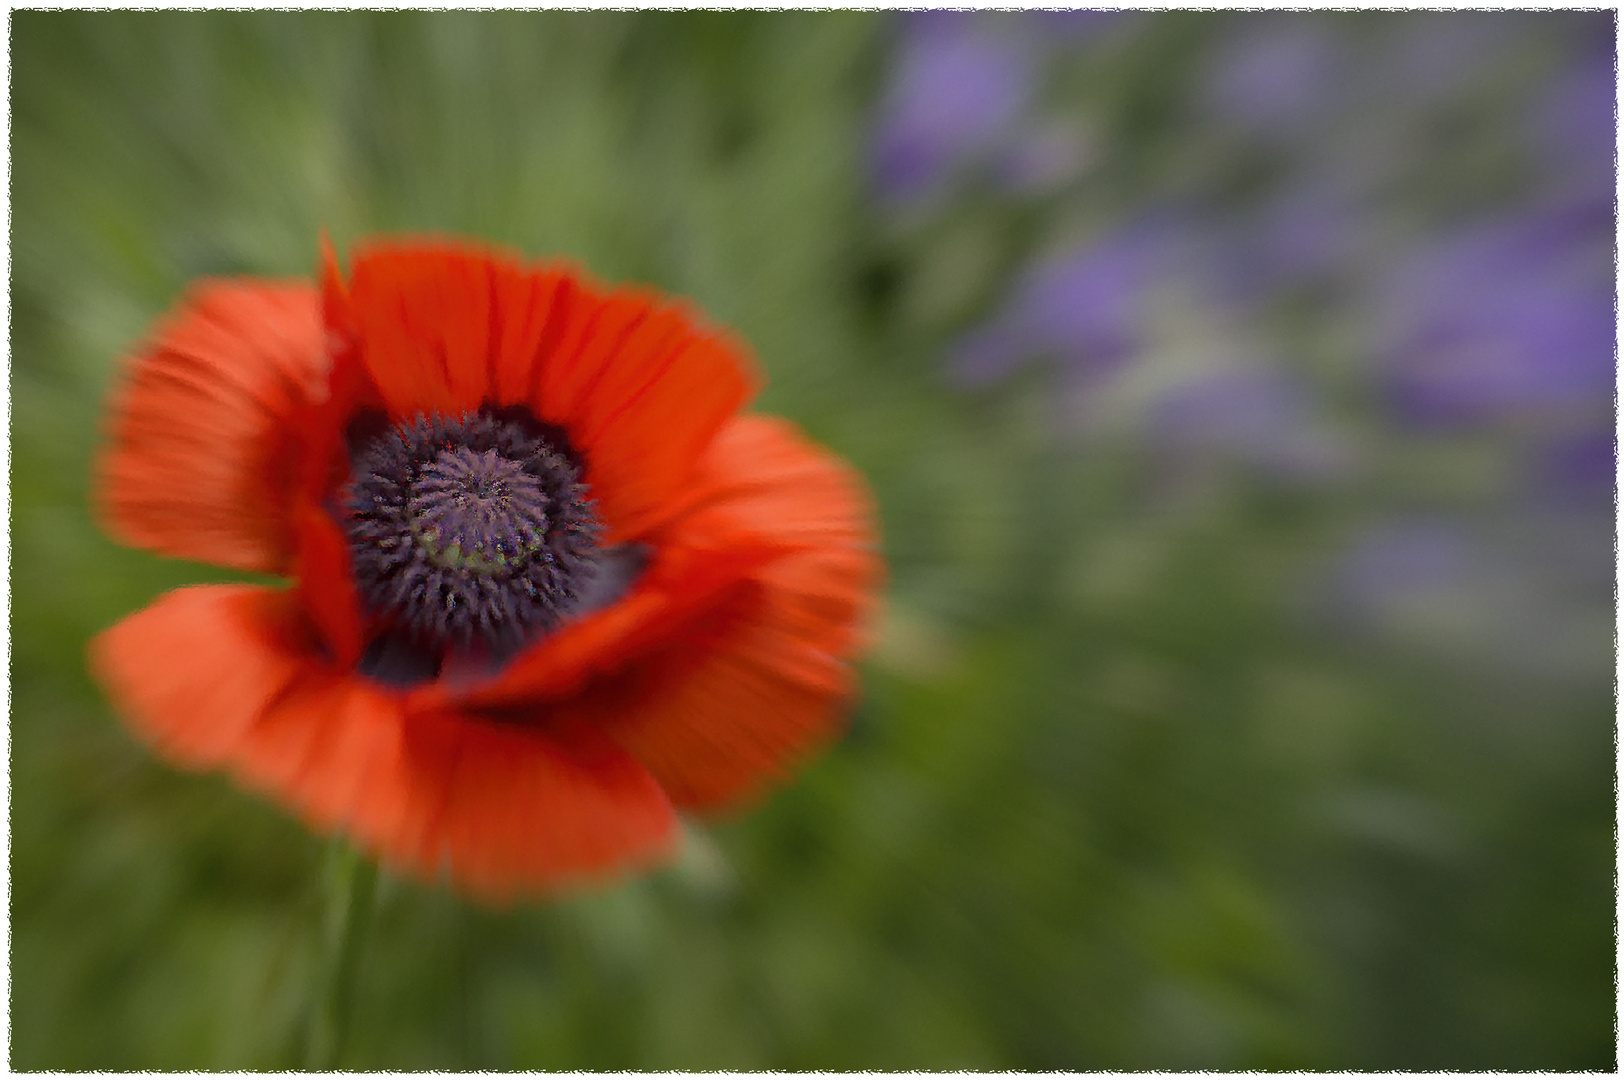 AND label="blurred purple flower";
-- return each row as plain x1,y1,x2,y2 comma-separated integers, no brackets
1527,29,1617,212
1031,9,1139,41
1322,511,1613,674
994,121,1092,194
872,13,1034,205
1201,16,1347,139
1146,367,1348,481
948,218,1186,387
1327,518,1473,625
1530,427,1617,514
1209,185,1365,308
1377,212,1615,428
